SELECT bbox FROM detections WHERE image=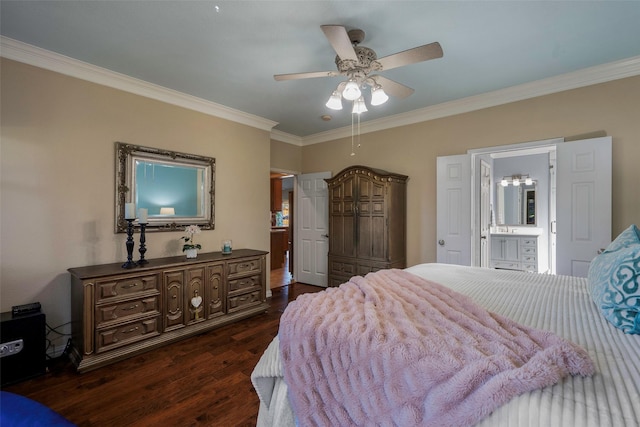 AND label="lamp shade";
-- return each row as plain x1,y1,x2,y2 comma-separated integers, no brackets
342,79,361,101
160,207,175,215
351,96,368,114
512,178,520,186
500,179,509,187
325,91,343,110
370,85,389,106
